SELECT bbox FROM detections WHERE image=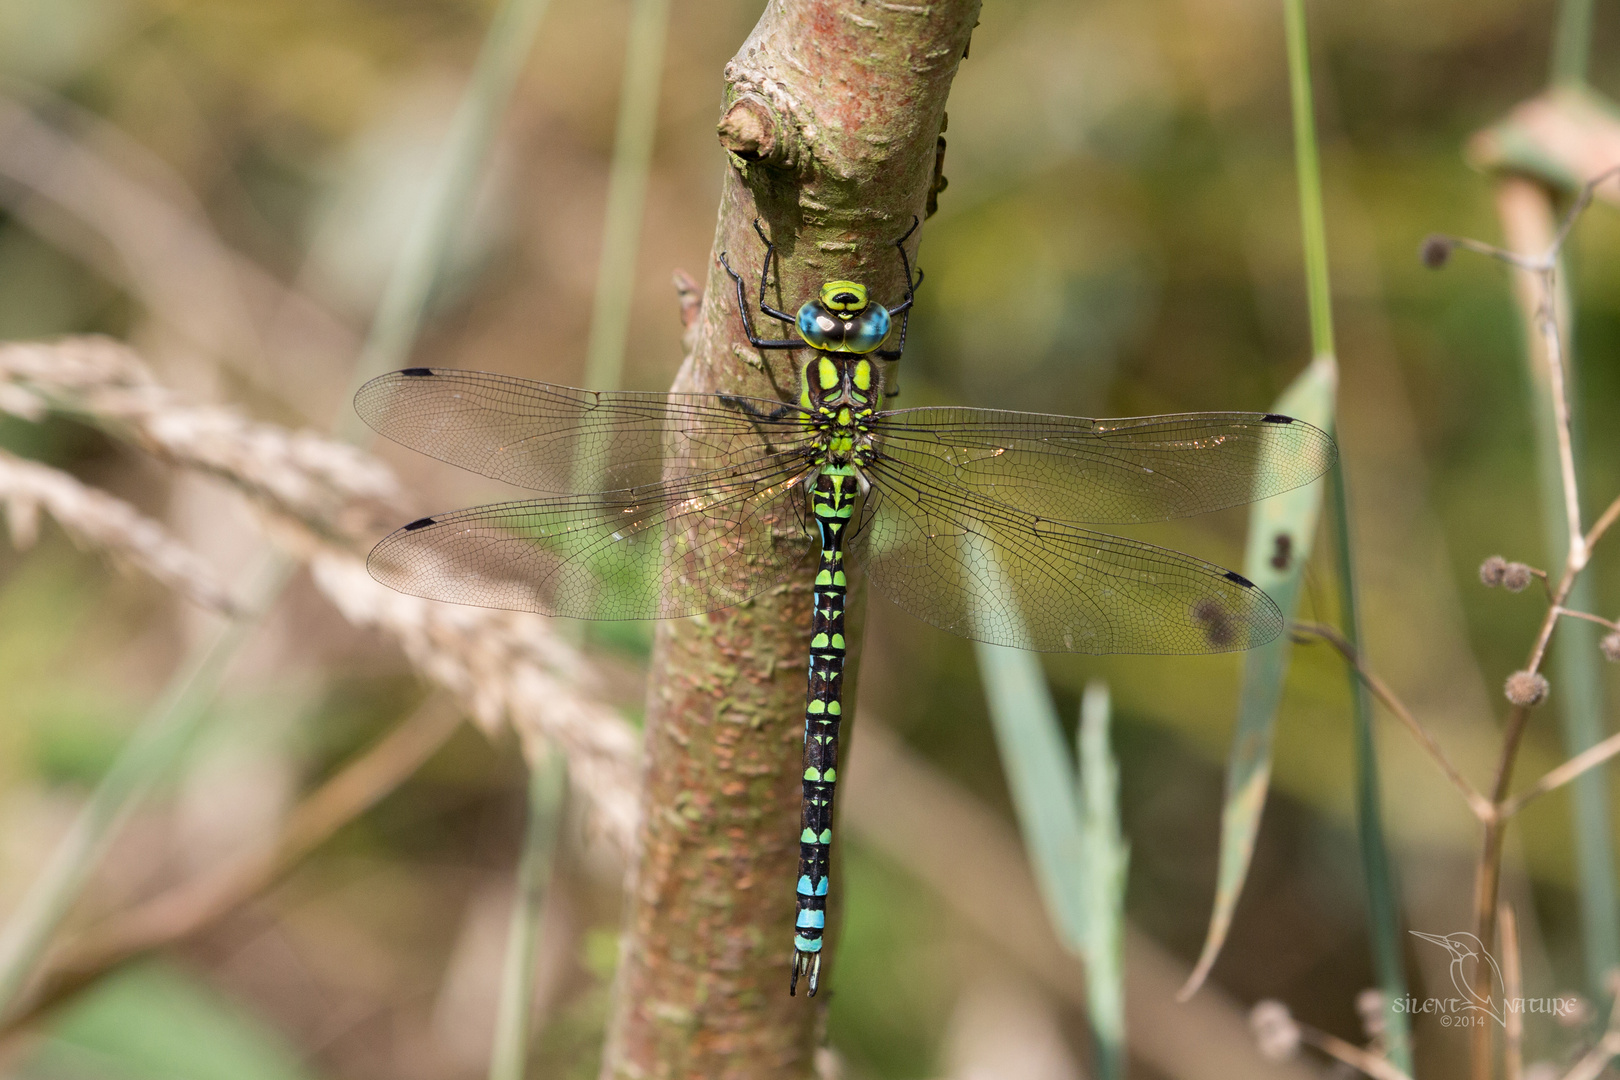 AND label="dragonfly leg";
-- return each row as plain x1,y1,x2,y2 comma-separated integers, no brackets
718,250,801,350
877,218,923,364
750,218,799,325
718,392,799,422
